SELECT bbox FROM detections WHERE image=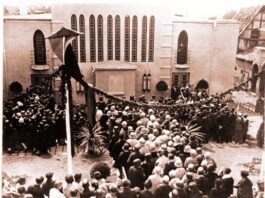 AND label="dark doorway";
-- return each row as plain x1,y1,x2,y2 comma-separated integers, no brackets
251,64,259,92
259,64,265,97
